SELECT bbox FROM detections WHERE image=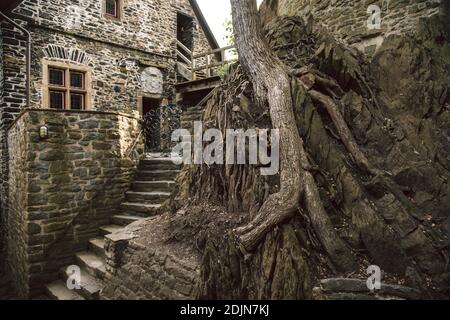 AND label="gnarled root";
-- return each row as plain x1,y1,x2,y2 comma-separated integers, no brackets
308,89,373,173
